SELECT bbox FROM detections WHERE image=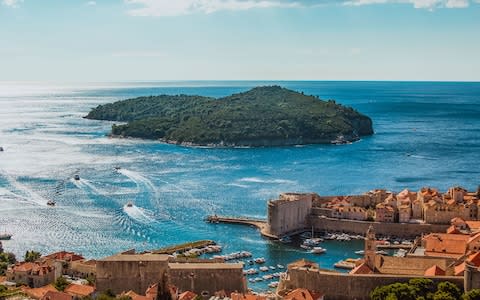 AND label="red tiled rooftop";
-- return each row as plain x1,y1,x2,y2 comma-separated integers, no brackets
424,265,445,276
64,284,95,297
285,288,324,300
178,291,197,300
23,285,57,299
42,291,73,300
349,262,373,275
